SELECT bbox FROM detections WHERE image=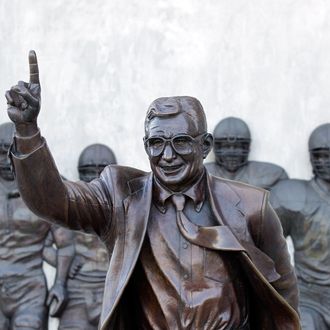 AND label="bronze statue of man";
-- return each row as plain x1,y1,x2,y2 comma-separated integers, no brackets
271,123,330,330
205,117,288,190
5,51,299,329
44,143,116,329
0,121,74,329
